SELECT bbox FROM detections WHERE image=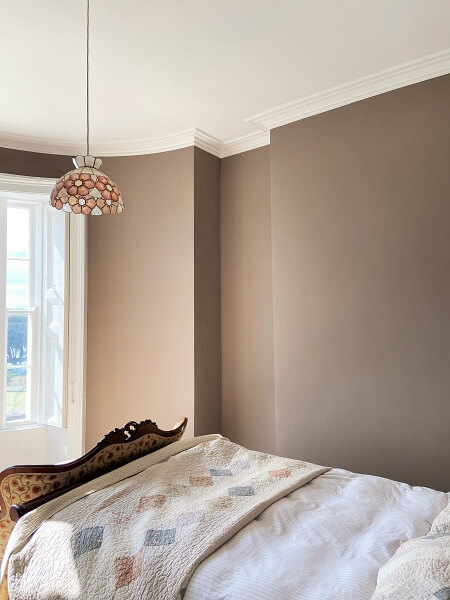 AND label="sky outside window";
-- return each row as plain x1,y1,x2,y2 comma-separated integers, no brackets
6,207,30,309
